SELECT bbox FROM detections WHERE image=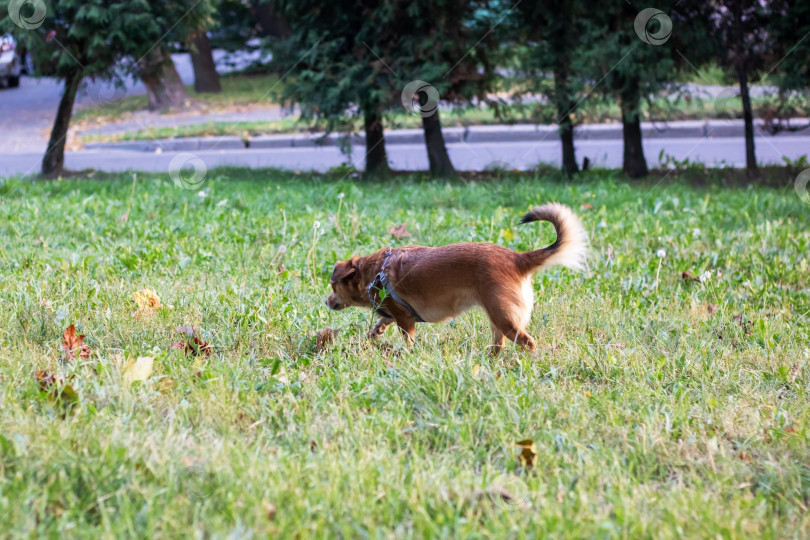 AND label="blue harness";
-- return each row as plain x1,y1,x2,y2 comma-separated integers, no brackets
367,248,425,322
